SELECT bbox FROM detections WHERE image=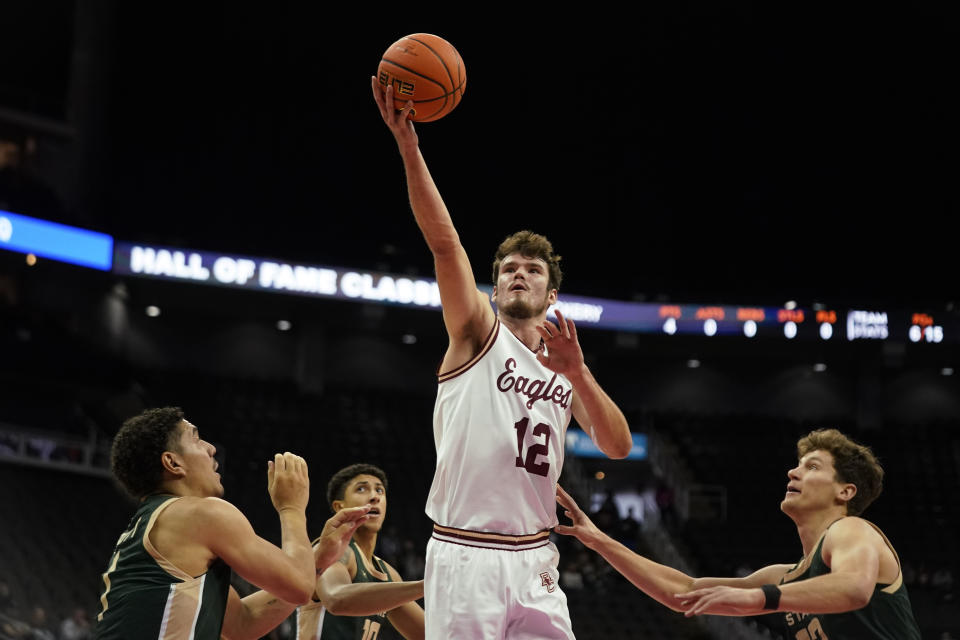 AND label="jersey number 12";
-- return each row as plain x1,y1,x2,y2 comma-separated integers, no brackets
514,417,551,477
